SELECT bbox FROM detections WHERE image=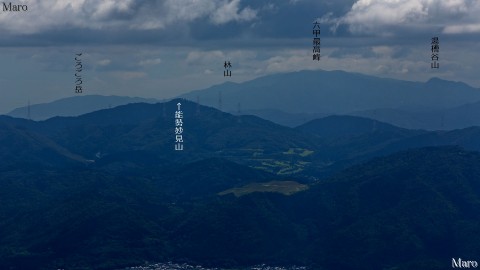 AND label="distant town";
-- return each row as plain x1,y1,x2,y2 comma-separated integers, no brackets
124,262,308,270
